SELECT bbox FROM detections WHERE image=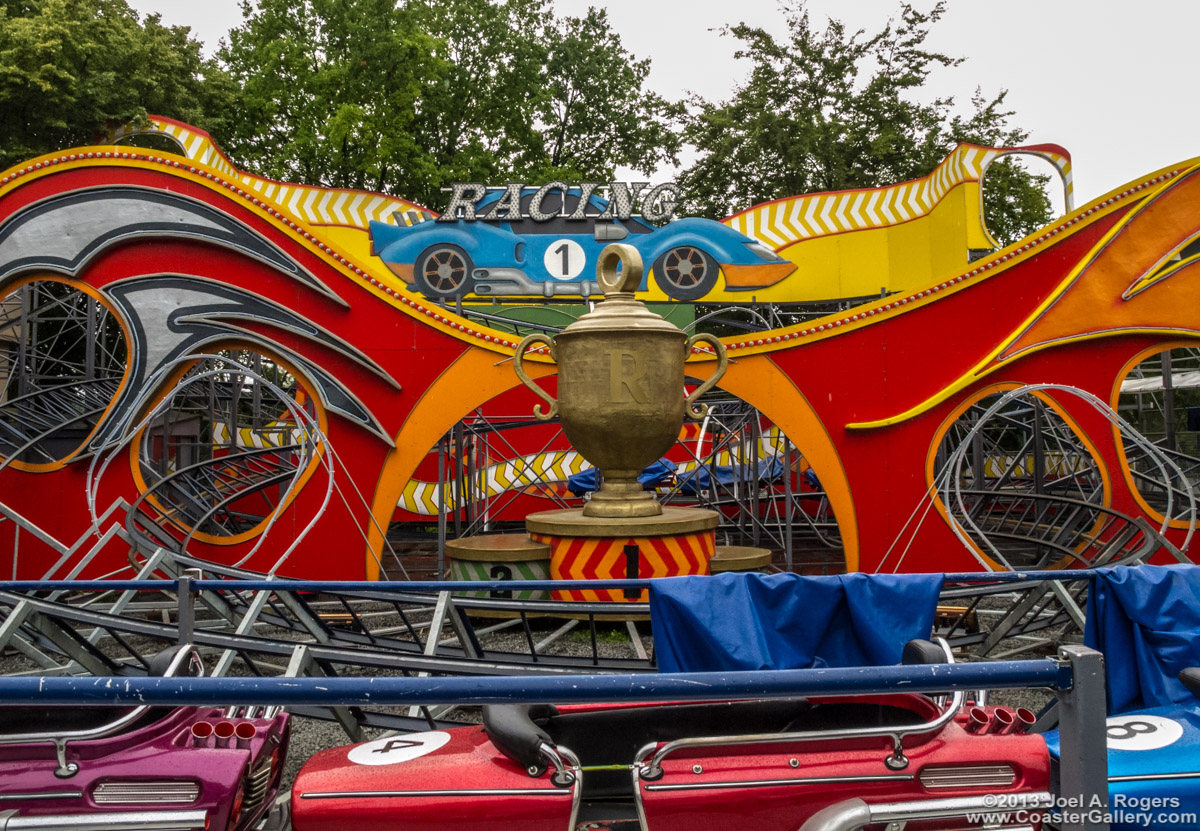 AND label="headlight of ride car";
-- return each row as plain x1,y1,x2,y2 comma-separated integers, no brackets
743,241,778,261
